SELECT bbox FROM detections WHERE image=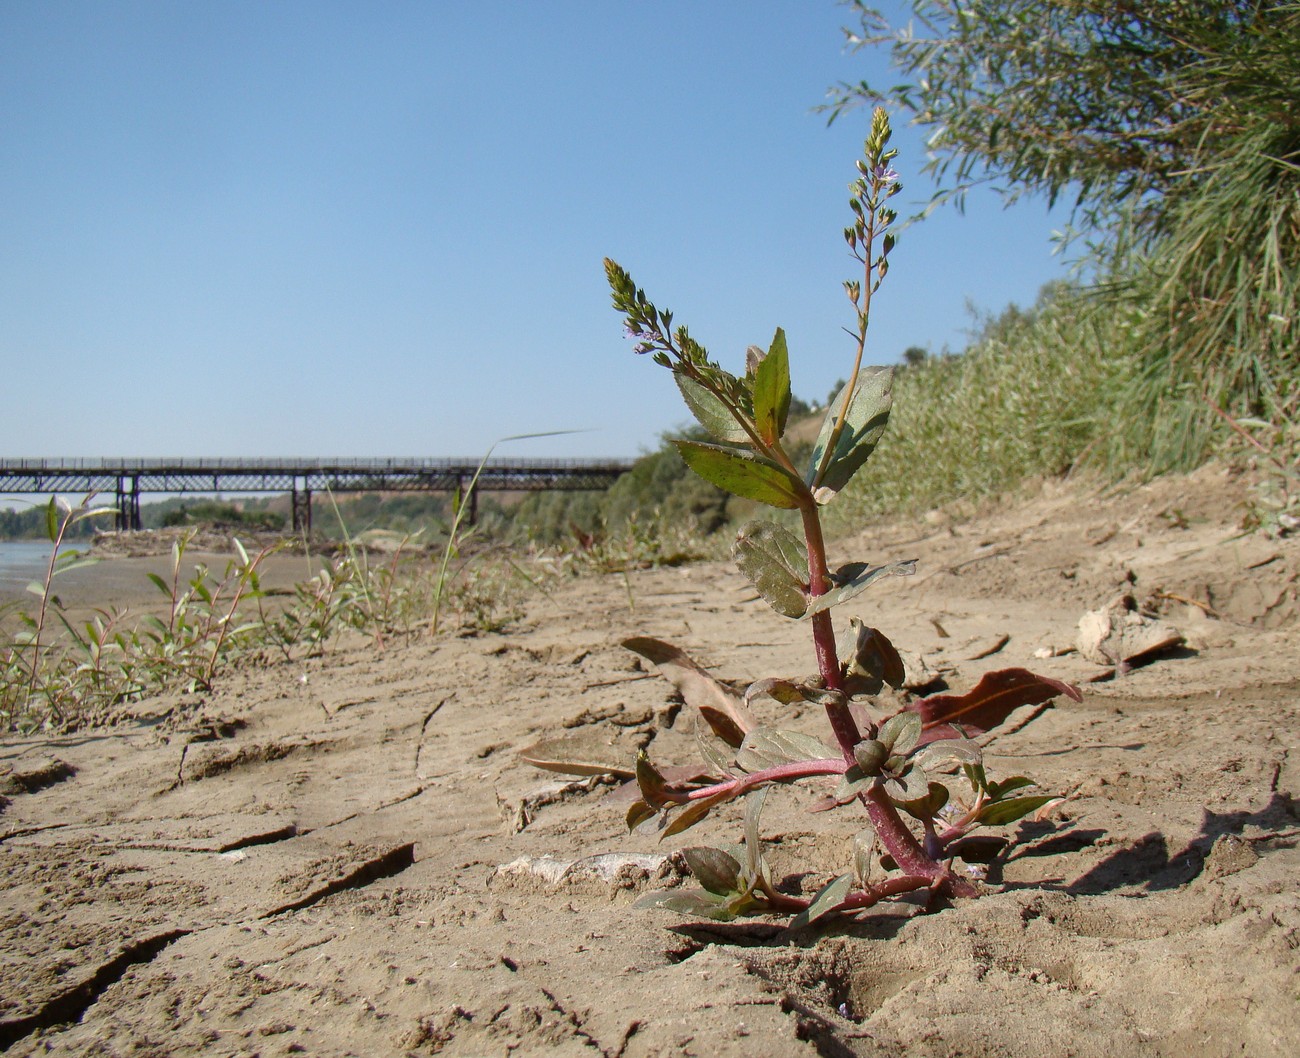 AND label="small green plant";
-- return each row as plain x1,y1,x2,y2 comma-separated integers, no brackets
135,530,276,693
0,494,118,728
595,108,1081,923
